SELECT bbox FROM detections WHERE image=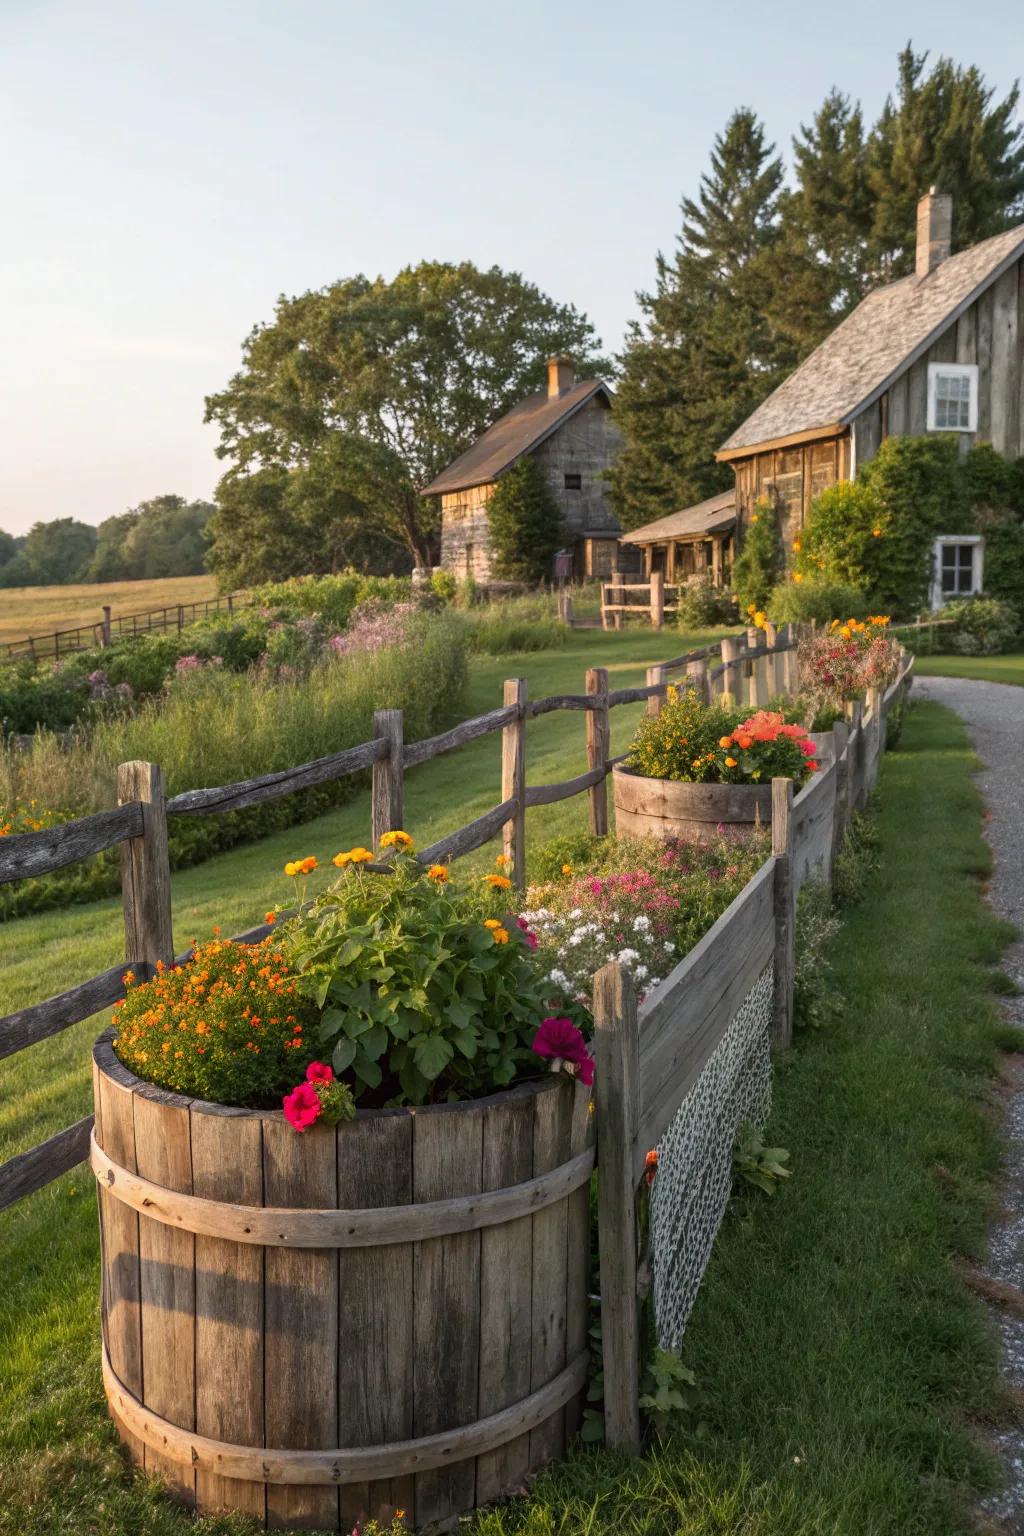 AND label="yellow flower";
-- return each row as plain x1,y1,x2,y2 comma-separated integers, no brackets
490,926,509,944
746,603,757,616
380,830,413,850
793,538,801,552
333,847,372,867
839,625,852,640
562,863,573,876
284,861,300,877
725,756,738,768
718,735,733,749
750,512,759,523
427,864,448,882
753,610,767,628
485,874,512,889
793,571,803,583
484,918,502,929
494,853,512,869
872,526,882,538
